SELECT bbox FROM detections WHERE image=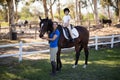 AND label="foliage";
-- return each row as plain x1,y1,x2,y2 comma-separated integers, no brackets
100,0,120,16
0,0,8,21
19,6,33,20
0,22,9,27
99,13,108,19
83,13,94,21
0,47,120,80
54,10,64,20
